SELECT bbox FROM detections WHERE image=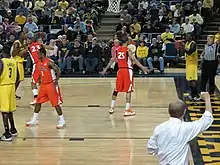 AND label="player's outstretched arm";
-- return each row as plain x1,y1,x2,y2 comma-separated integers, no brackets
11,42,21,57
48,60,61,83
100,56,116,75
42,44,54,50
128,49,149,74
0,59,3,76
